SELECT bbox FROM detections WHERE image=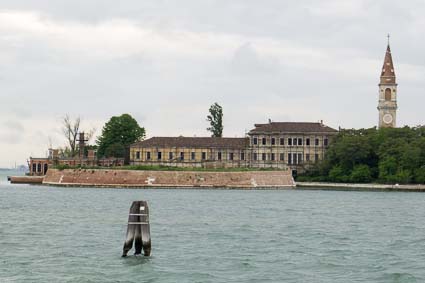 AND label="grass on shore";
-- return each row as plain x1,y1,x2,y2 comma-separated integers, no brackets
53,164,287,172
